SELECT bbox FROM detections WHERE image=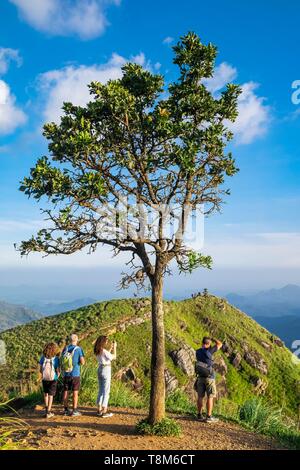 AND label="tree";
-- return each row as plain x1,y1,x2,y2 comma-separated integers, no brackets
17,32,241,424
